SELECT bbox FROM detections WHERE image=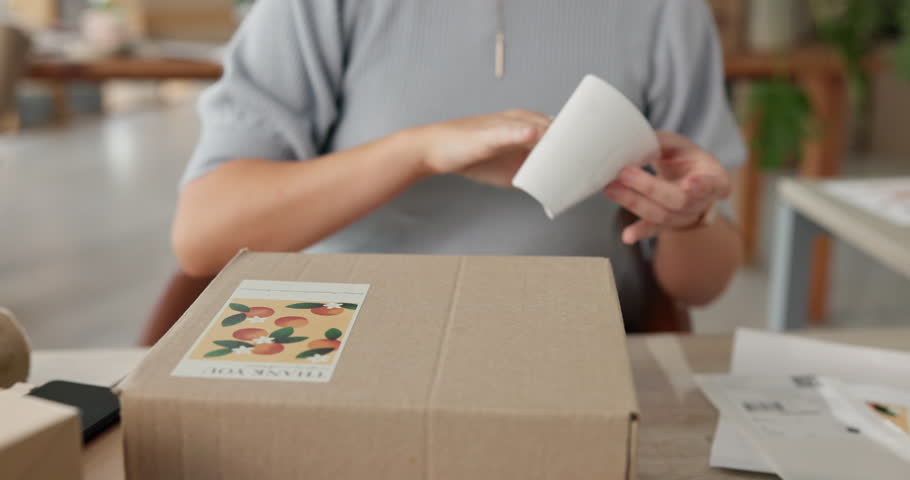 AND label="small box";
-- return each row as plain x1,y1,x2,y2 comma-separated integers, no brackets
120,252,639,479
0,390,83,480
